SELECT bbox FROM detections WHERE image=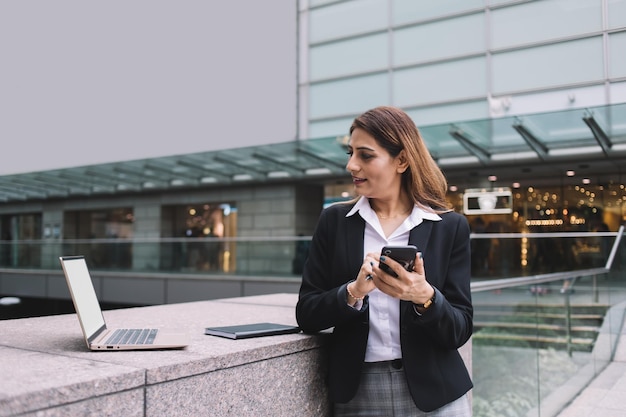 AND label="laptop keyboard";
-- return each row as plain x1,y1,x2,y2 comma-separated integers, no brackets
105,328,158,345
